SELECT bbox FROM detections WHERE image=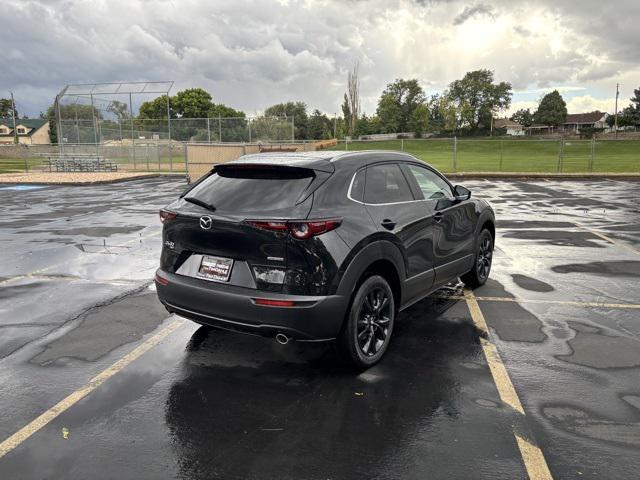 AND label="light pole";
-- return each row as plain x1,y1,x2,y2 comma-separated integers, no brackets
10,92,18,144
